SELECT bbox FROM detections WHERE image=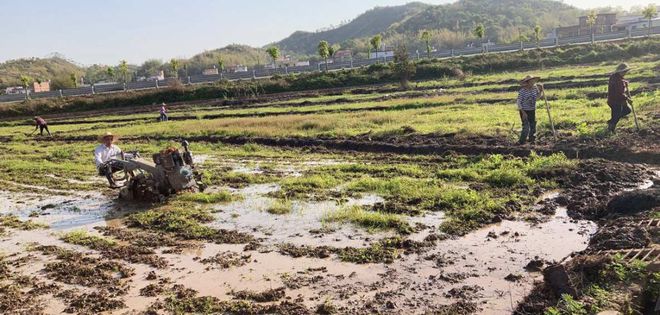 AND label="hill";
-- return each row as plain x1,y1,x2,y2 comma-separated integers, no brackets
274,2,430,55
274,0,582,56
0,57,85,91
183,44,271,74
